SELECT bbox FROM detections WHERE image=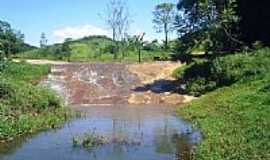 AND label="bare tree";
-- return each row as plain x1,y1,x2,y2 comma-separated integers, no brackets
104,0,131,42
105,0,131,41
101,0,132,59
